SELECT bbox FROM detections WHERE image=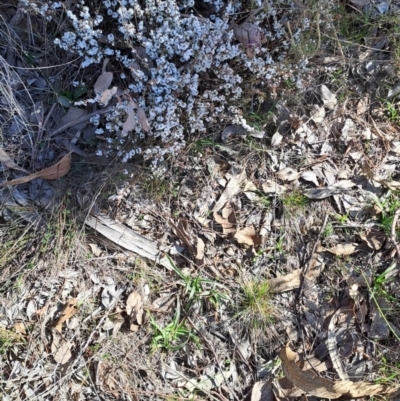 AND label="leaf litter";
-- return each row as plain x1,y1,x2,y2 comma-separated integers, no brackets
3,2,400,400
